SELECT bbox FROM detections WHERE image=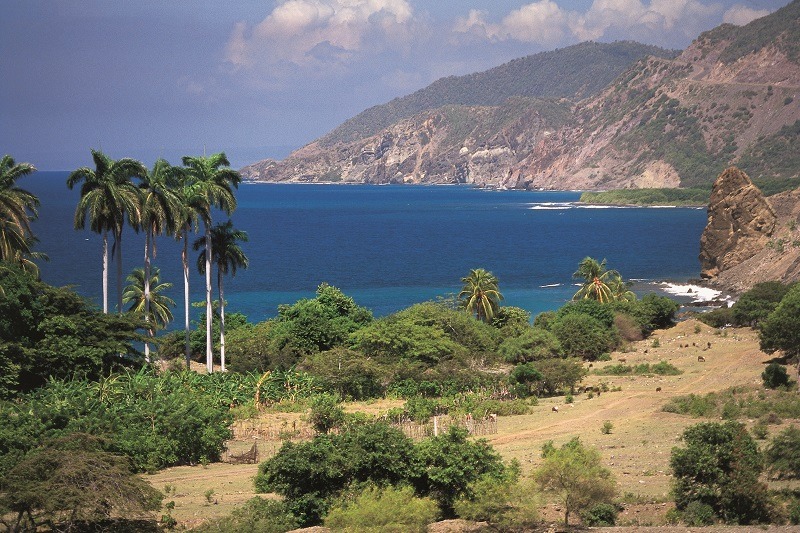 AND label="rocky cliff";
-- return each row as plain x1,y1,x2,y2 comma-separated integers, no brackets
699,167,800,292
242,2,800,190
